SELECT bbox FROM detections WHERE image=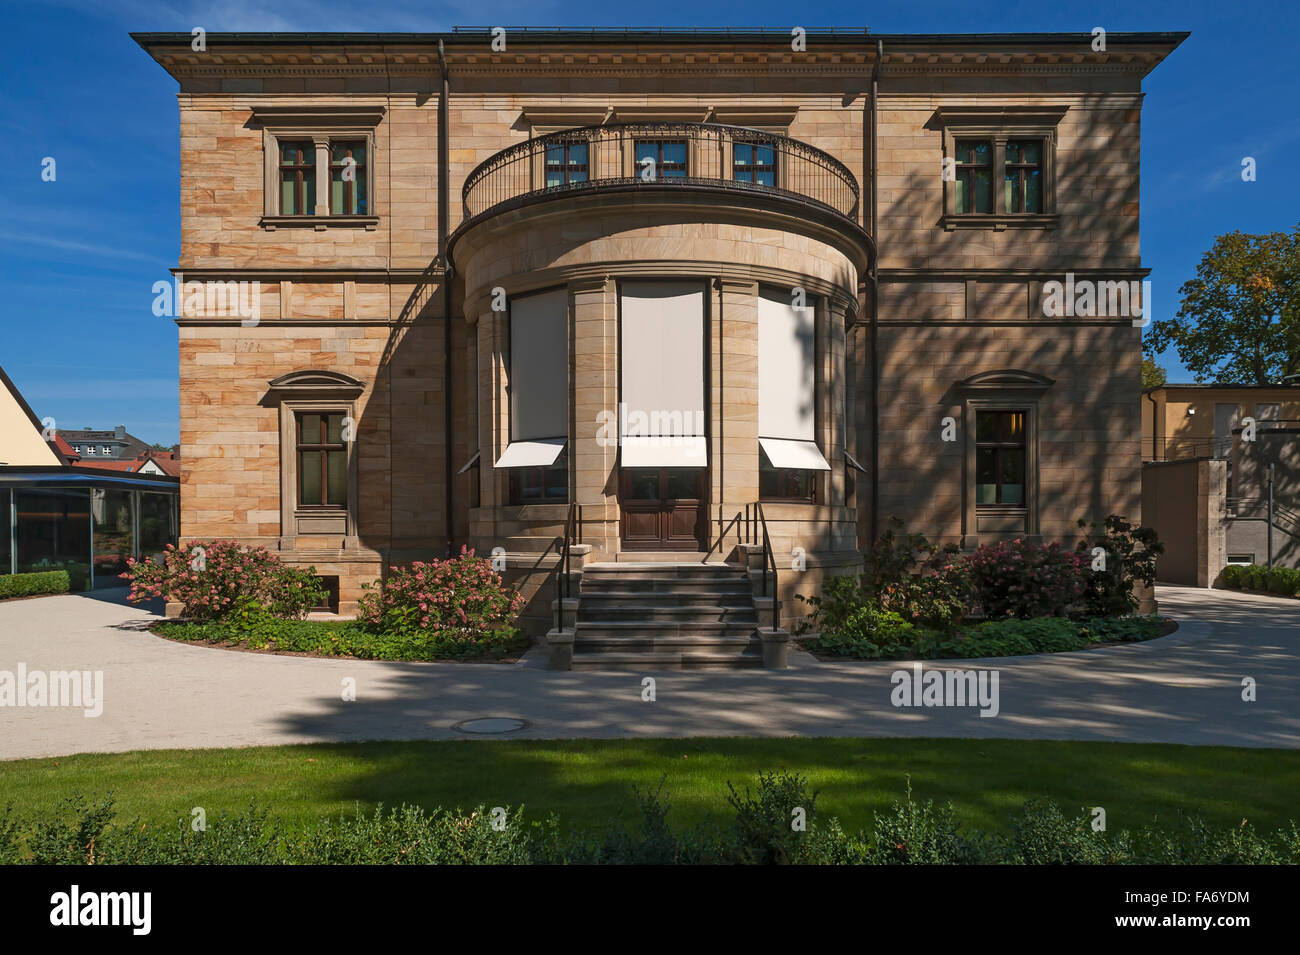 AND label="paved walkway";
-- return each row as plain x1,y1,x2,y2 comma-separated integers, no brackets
1,585,1297,759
